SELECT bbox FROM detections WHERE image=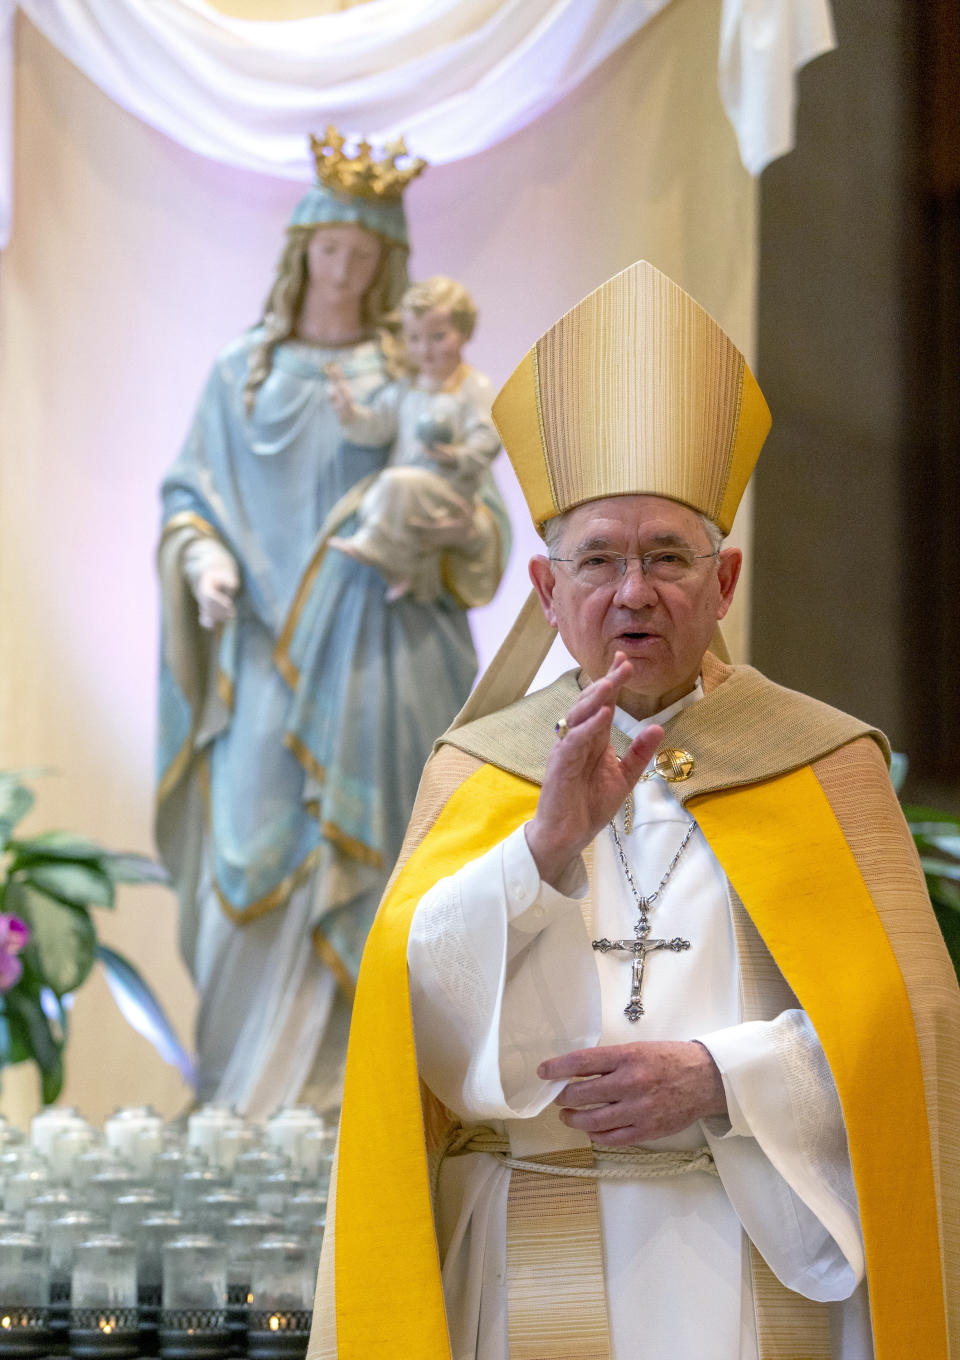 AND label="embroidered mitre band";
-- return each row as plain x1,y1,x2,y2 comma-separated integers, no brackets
491,260,772,535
